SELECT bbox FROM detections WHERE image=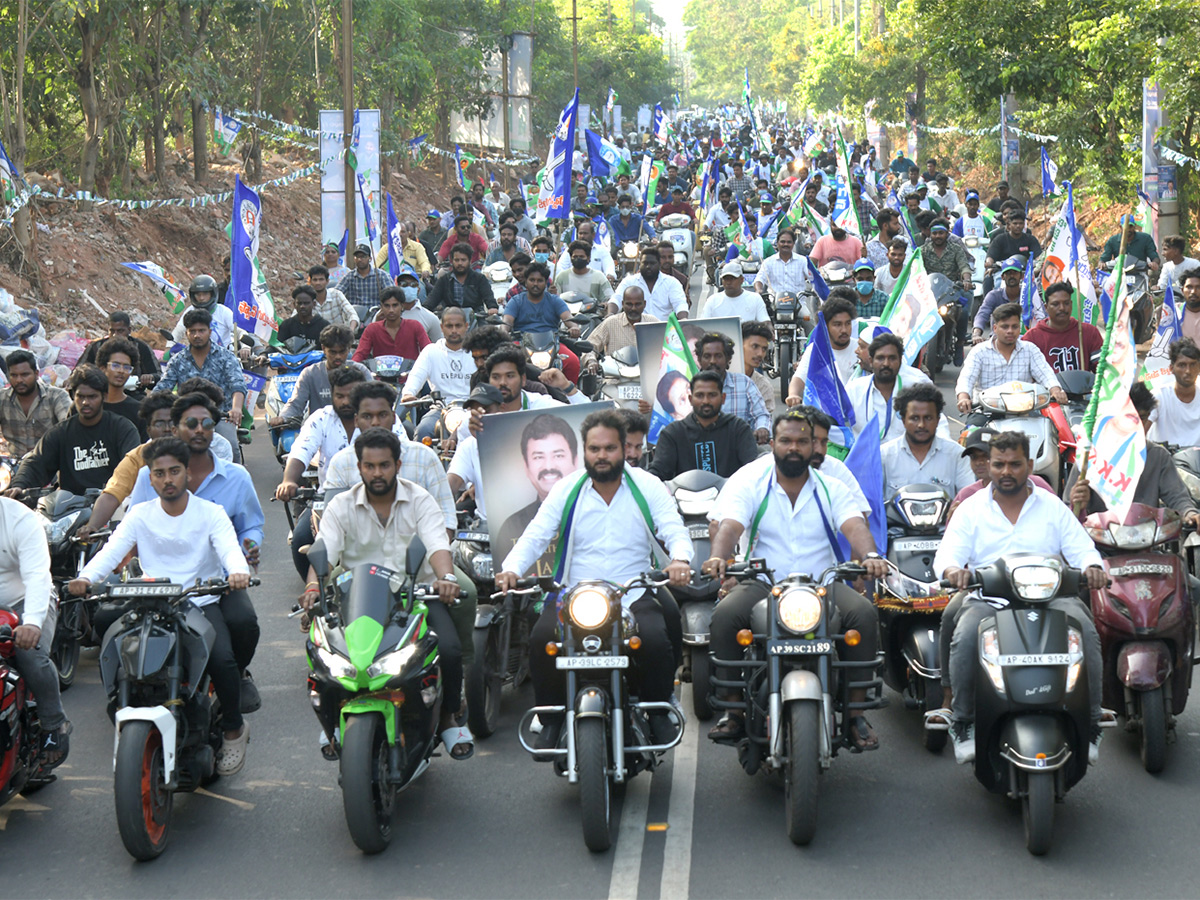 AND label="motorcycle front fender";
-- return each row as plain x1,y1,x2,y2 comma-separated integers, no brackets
1117,640,1172,691
998,715,1072,772
779,668,822,703
114,706,177,782
340,699,400,747
474,603,498,629
681,600,715,645
574,685,609,720
901,623,942,680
